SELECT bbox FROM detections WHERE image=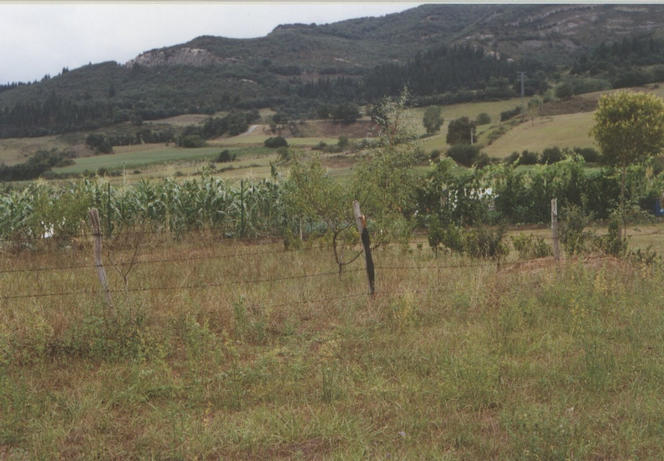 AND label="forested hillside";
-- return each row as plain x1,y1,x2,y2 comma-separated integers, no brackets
3,3,664,138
